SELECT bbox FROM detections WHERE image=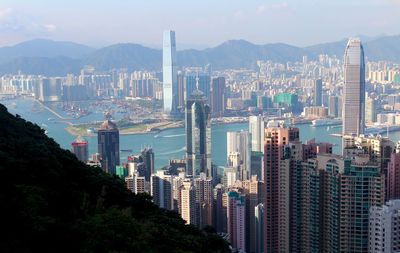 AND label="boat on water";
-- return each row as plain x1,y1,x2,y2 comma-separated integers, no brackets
312,119,342,127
